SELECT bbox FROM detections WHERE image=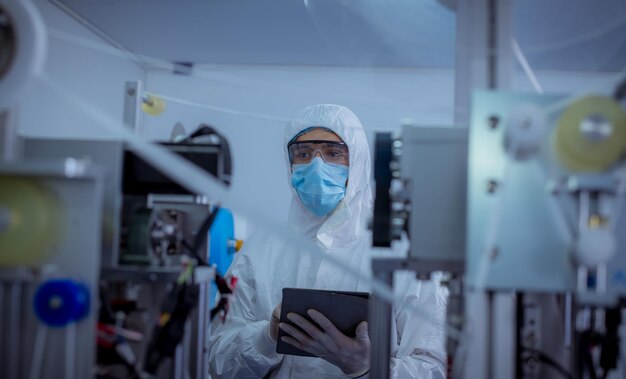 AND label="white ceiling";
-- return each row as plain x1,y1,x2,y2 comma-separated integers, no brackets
55,0,626,72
